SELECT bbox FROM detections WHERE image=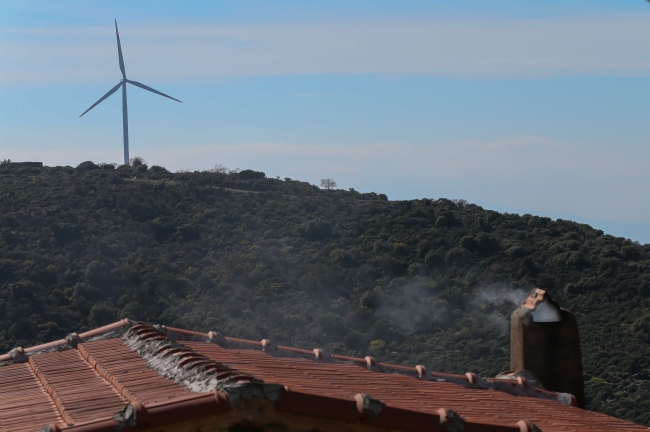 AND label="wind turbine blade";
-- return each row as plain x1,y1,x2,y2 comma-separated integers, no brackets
115,19,126,79
126,80,182,103
79,82,123,117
